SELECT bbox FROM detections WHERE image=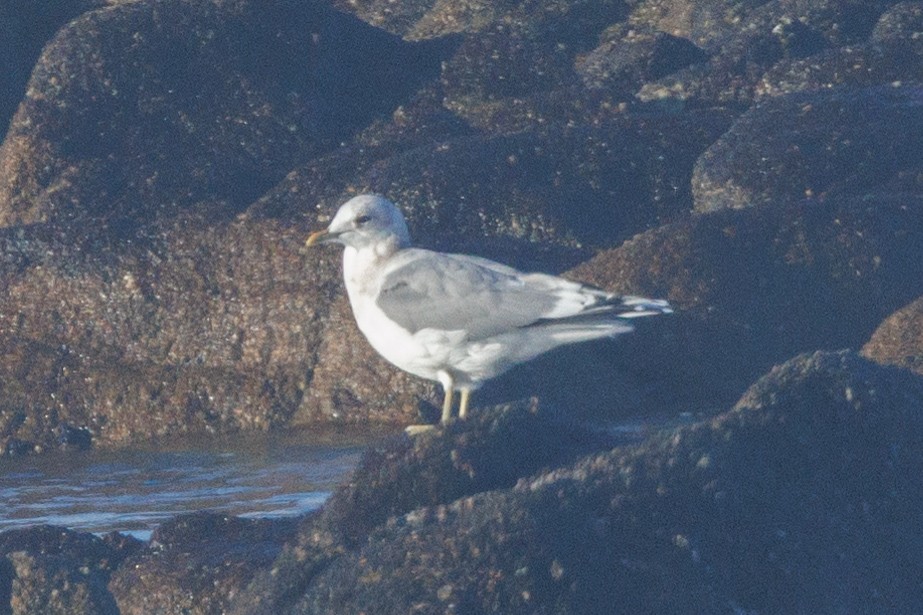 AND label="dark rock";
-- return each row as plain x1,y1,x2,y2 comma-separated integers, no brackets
442,30,579,101
692,85,923,212
230,401,621,614
290,109,731,258
871,1,923,42
244,84,476,222
243,351,923,613
862,295,923,374
638,23,822,106
329,0,439,37
570,193,923,414
434,0,637,130
56,423,92,451
2,438,33,458
576,24,708,95
340,0,630,43
637,0,898,106
627,0,853,53
6,551,118,615
626,0,759,51
0,1,106,136
354,111,732,250
0,525,139,615
317,401,614,546
0,0,445,228
0,525,138,570
440,30,584,129
109,512,298,615
756,41,923,98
